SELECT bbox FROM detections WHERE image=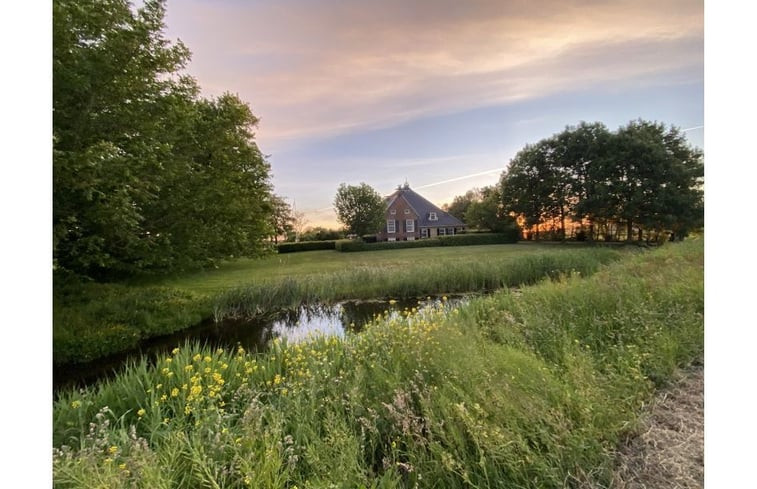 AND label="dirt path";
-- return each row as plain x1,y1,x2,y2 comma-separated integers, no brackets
608,366,704,488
